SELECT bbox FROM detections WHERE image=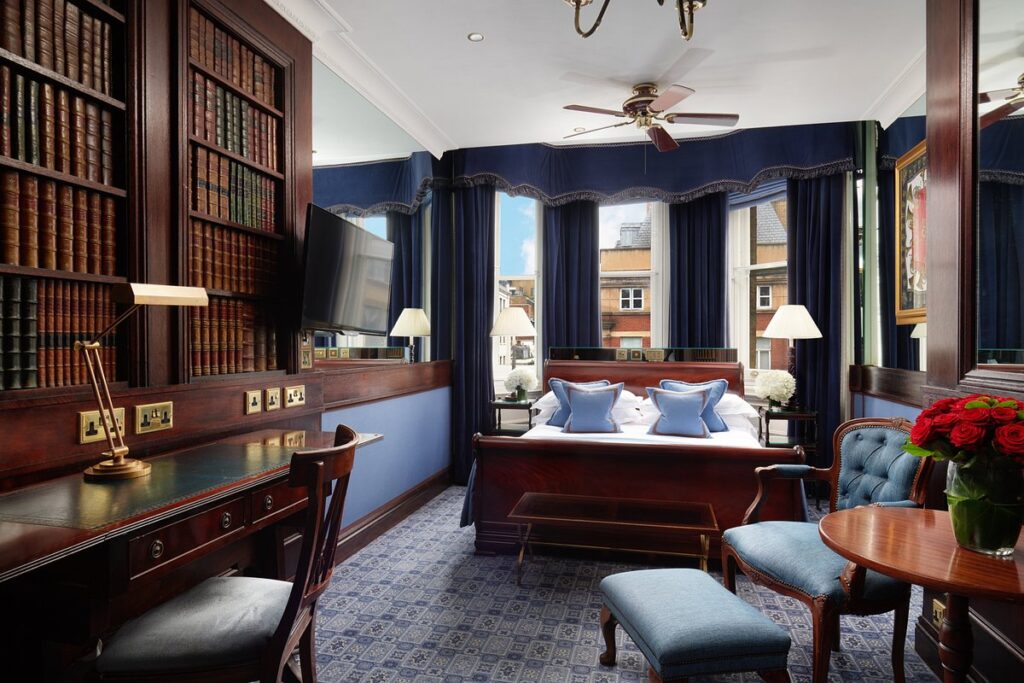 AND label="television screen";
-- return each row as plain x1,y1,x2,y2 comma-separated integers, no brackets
300,204,394,335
